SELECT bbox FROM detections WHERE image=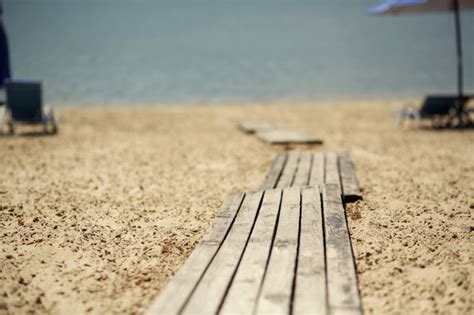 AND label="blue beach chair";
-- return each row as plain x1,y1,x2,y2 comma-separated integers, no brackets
3,81,58,134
